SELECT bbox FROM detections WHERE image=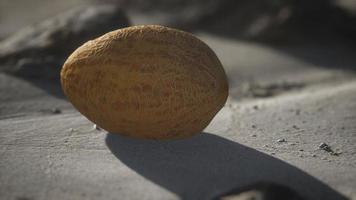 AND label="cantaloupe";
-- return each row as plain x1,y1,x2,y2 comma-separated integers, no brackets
61,25,228,139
